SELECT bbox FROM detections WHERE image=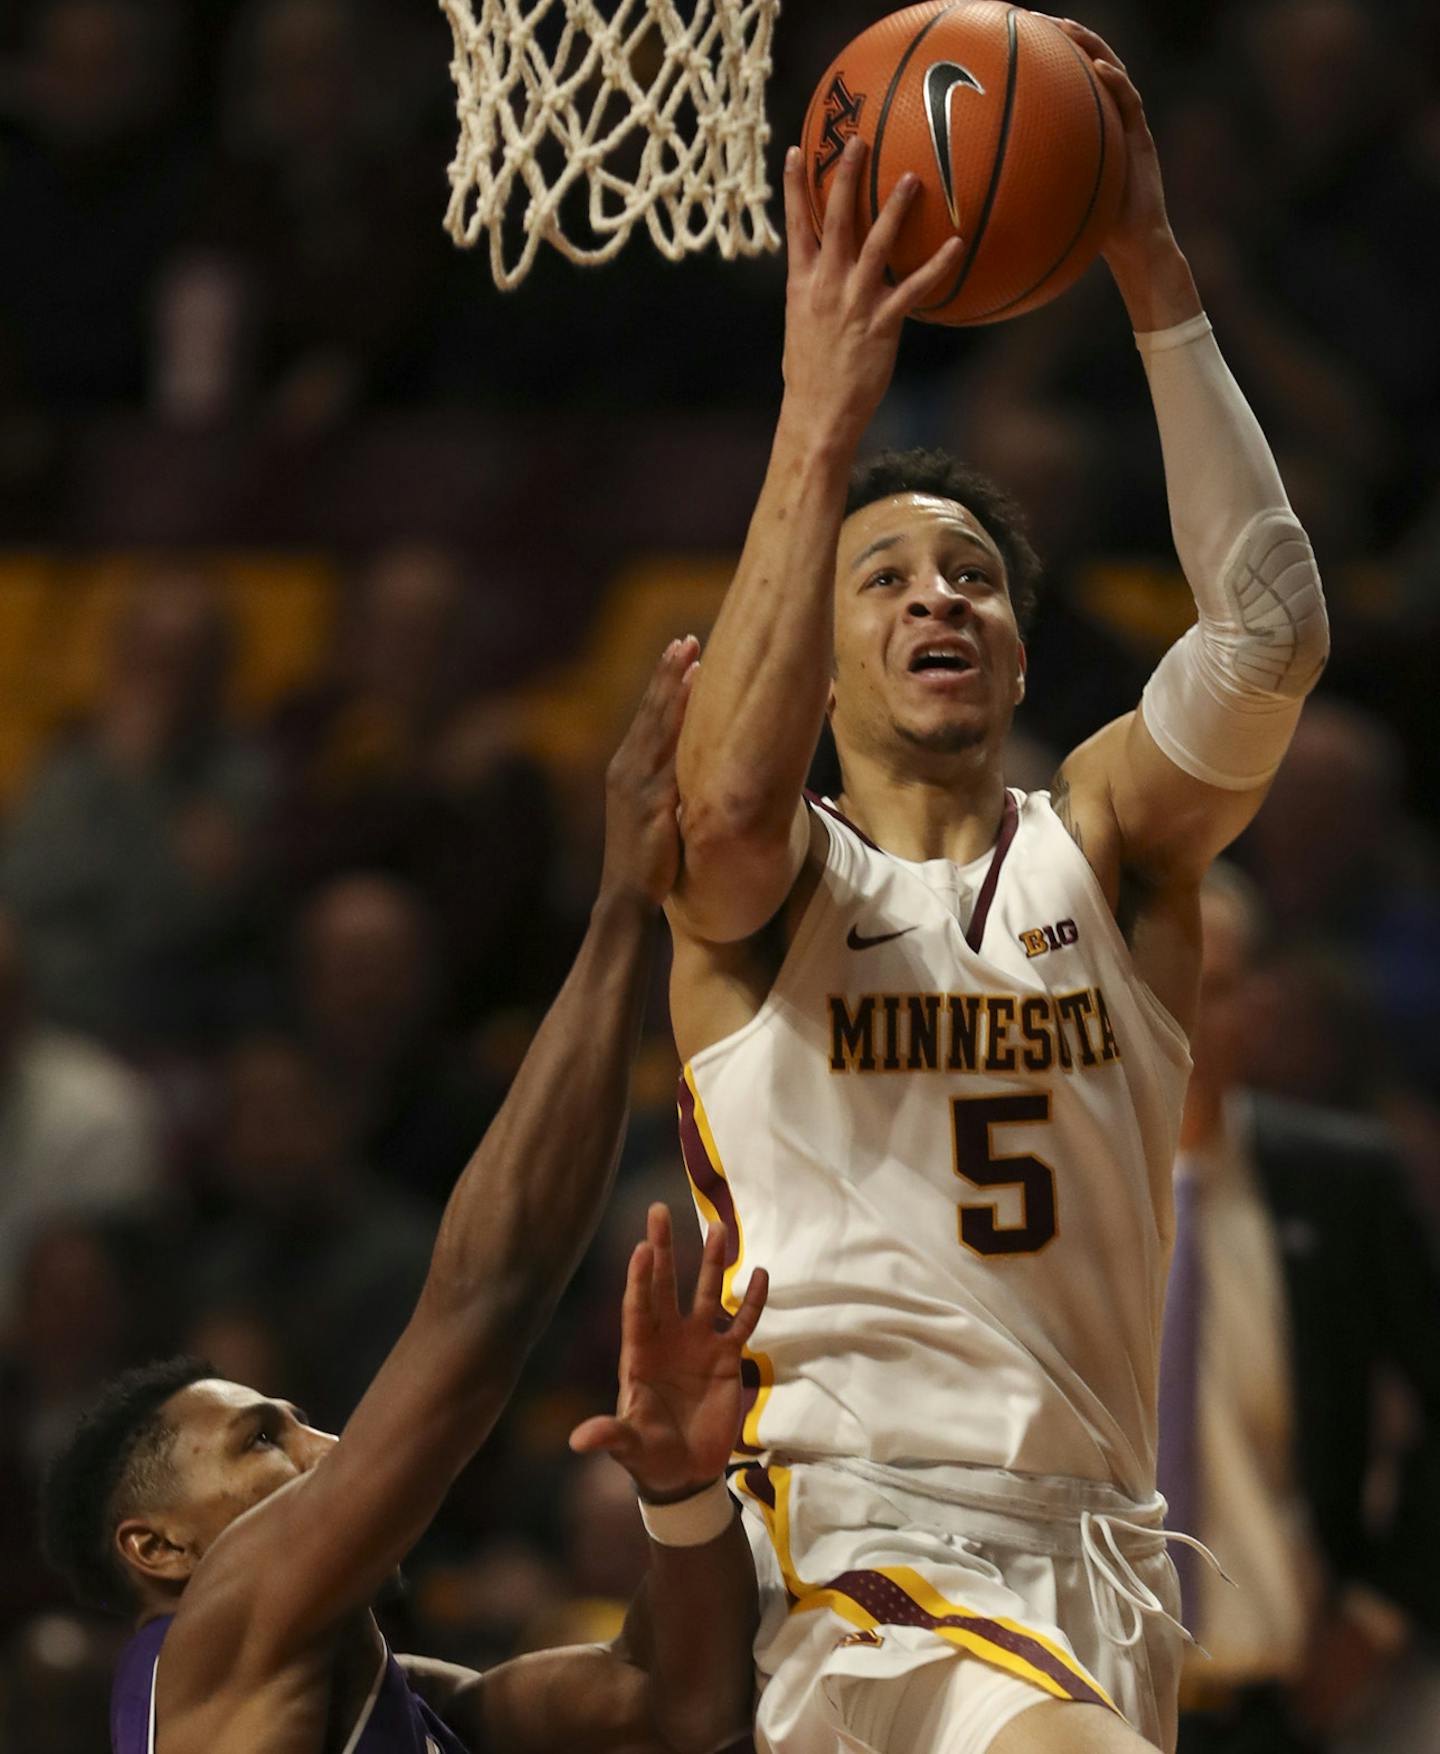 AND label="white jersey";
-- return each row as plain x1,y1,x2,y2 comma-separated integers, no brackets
679,790,1191,1501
